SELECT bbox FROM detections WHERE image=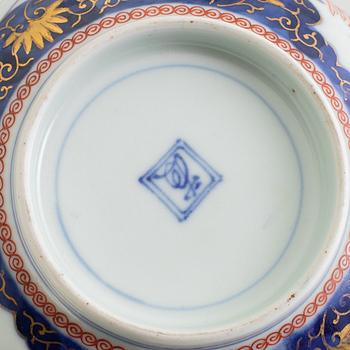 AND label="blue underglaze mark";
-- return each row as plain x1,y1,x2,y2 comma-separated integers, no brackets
139,139,223,222
153,152,201,201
